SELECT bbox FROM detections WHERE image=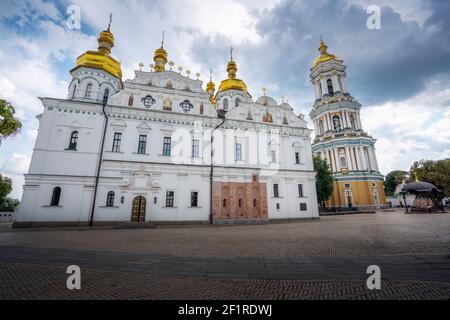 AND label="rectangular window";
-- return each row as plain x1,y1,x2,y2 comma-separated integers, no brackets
300,203,307,211
235,143,242,161
273,184,279,198
163,137,171,156
166,191,174,207
340,156,347,168
191,192,198,207
271,151,277,163
192,139,200,158
112,133,122,152
276,203,280,210
295,152,300,165
138,135,147,154
298,184,304,198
